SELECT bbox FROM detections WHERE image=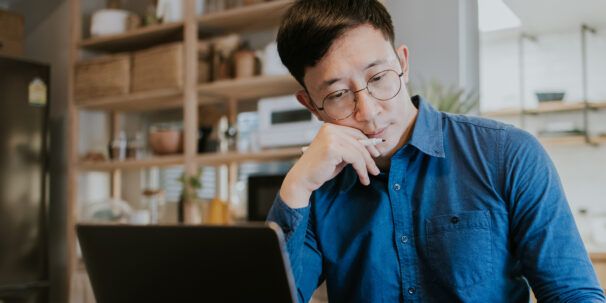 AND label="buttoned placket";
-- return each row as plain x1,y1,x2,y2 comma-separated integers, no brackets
388,147,420,302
